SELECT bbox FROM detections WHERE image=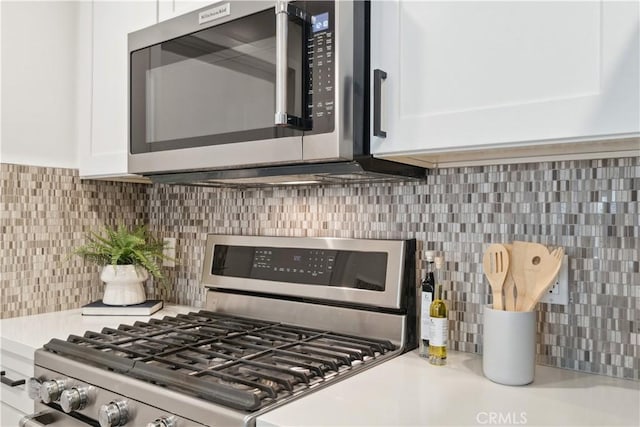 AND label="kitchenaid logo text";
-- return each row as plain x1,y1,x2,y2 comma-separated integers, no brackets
199,3,230,25
476,412,527,425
